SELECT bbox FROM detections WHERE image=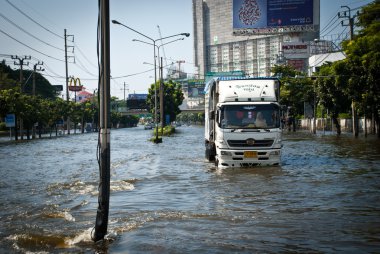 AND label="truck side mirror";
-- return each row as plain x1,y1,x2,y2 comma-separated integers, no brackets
209,110,215,120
